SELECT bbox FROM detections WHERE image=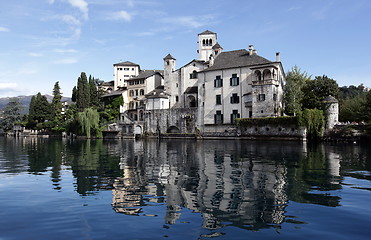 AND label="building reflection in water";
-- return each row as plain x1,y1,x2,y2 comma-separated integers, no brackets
111,140,307,230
